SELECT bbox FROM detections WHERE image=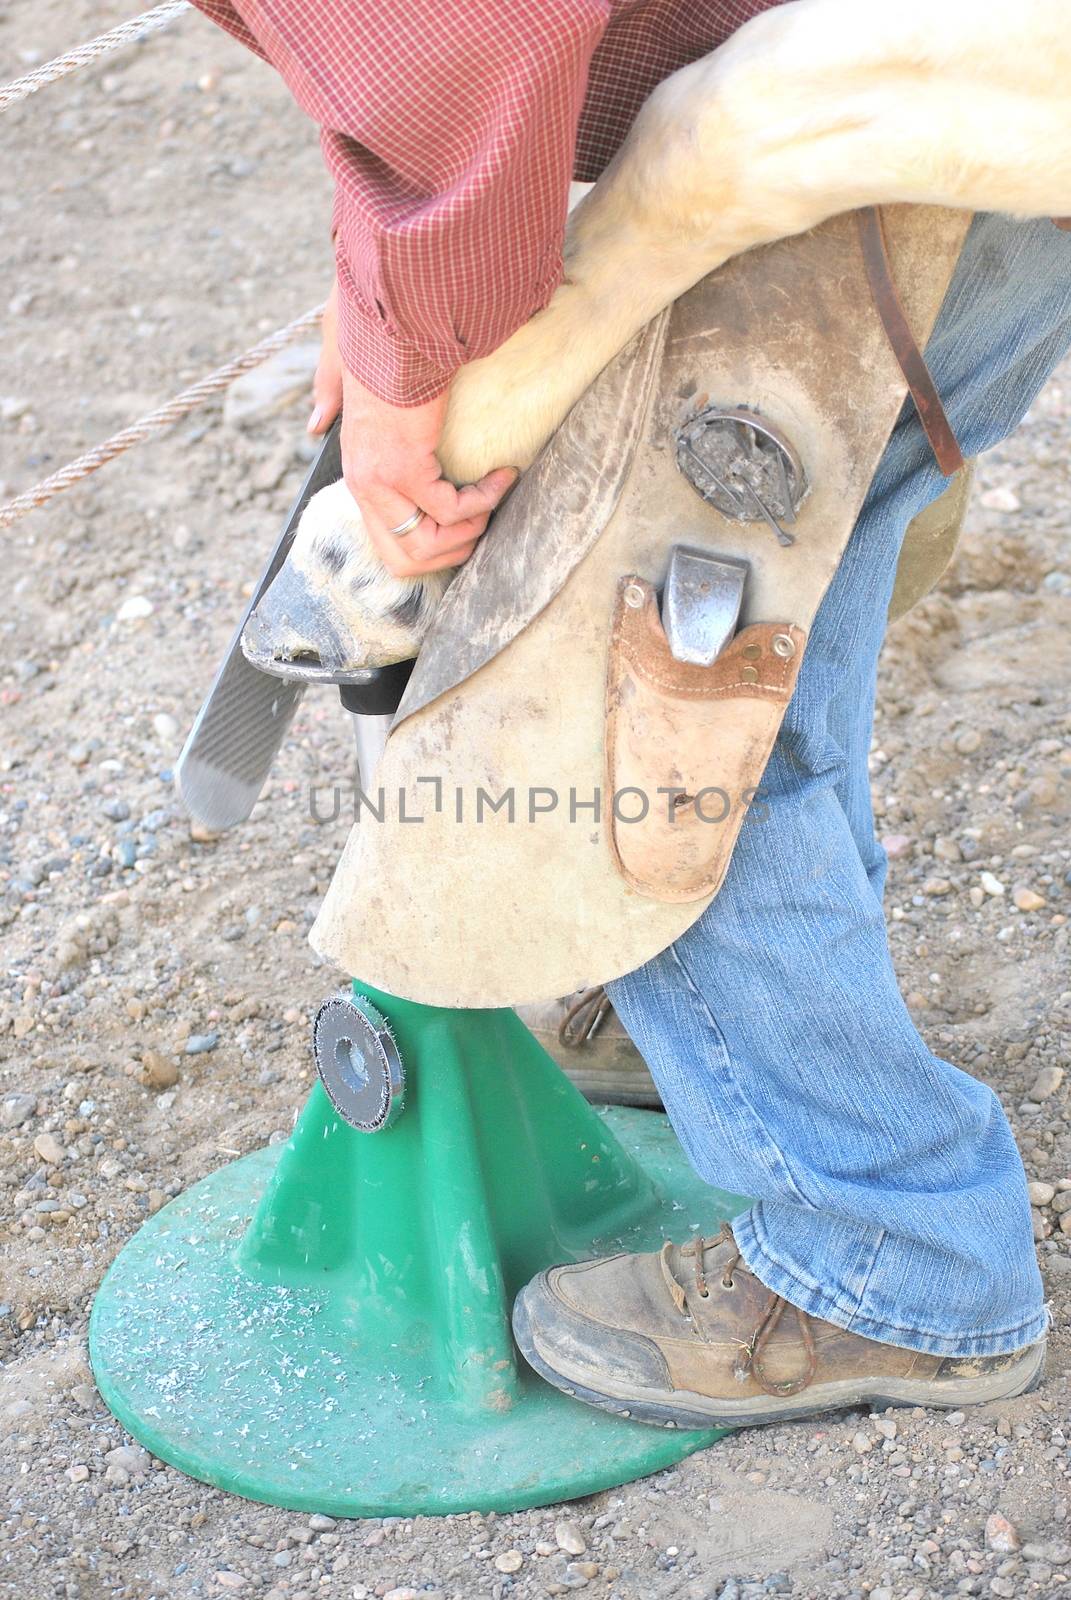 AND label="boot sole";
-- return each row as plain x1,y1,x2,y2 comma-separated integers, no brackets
512,1288,1046,1431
